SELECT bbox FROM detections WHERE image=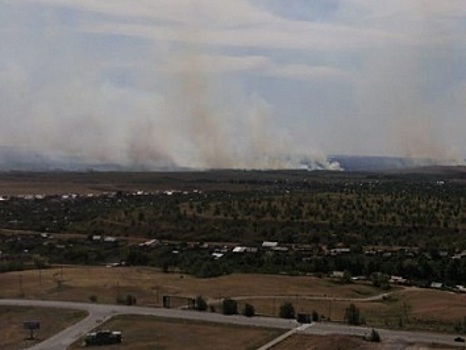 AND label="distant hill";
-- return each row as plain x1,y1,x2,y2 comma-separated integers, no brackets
0,147,464,173
329,155,466,172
